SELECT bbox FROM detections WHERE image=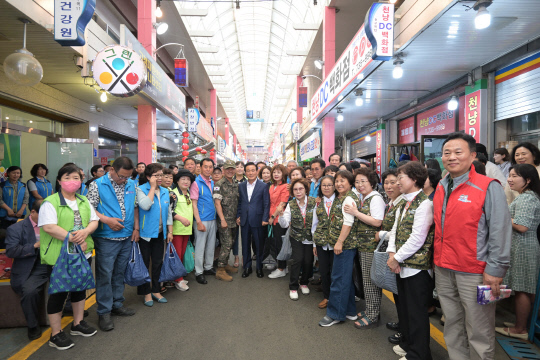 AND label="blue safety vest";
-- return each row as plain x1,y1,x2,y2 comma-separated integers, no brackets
138,182,170,238
0,180,27,217
93,174,136,239
28,177,53,209
195,175,215,221
78,182,88,196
